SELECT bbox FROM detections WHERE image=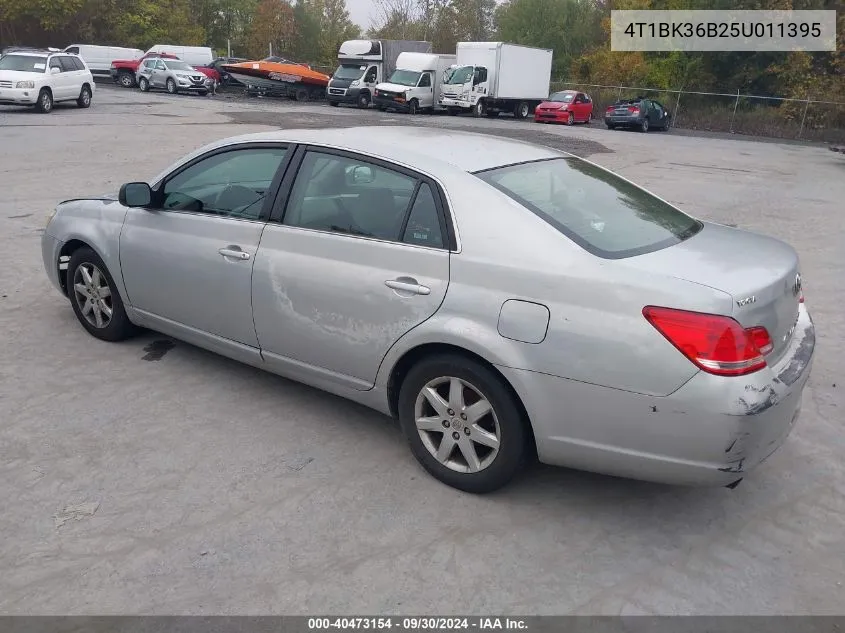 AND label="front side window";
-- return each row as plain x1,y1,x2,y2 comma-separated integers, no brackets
0,55,47,72
155,60,166,70
283,151,419,242
477,158,701,259
388,69,421,87
364,66,377,82
333,64,366,80
49,57,64,72
160,147,287,219
444,66,473,85
418,72,432,88
70,56,86,71
65,46,80,54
